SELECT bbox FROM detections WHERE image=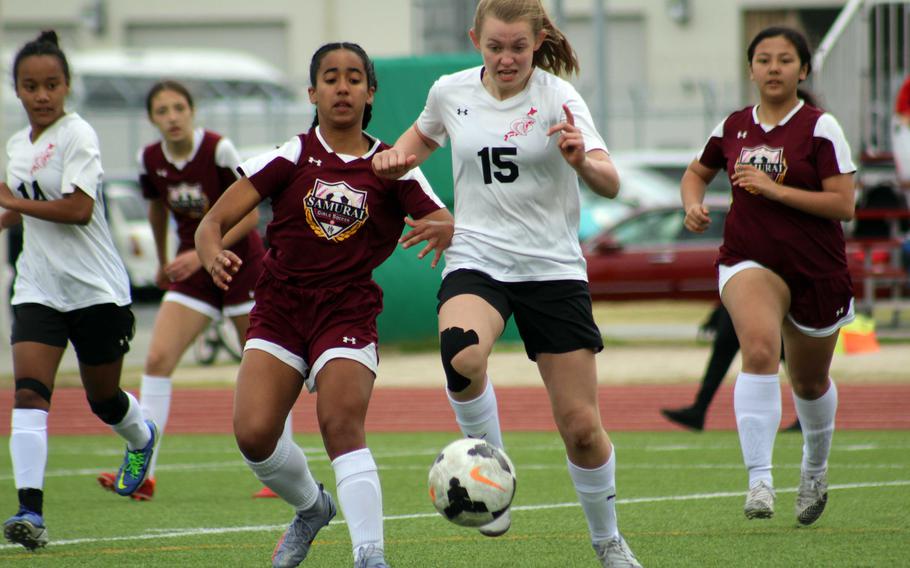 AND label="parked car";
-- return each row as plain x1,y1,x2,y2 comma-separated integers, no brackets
583,200,908,302
578,162,681,240
610,149,732,194
103,179,176,291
